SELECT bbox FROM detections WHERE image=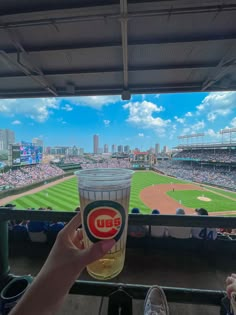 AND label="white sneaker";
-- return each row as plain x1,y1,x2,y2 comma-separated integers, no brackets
144,286,169,315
